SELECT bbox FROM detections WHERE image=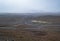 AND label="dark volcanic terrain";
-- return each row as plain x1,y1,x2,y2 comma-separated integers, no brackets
0,14,60,41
